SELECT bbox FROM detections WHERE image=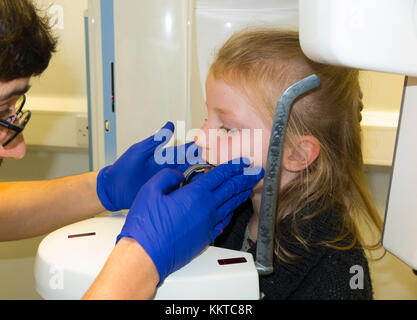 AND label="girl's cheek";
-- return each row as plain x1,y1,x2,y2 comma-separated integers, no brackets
228,133,245,163
216,131,264,166
218,135,240,164
200,129,267,167
250,129,270,169
212,134,229,165
204,132,239,165
237,130,264,168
